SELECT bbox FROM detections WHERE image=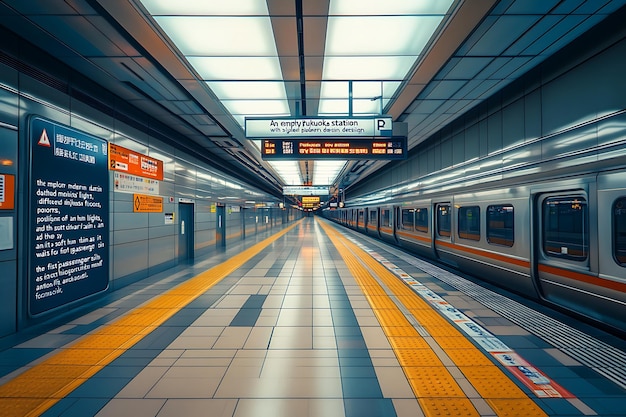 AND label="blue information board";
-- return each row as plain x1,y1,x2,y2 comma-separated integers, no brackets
29,116,109,316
